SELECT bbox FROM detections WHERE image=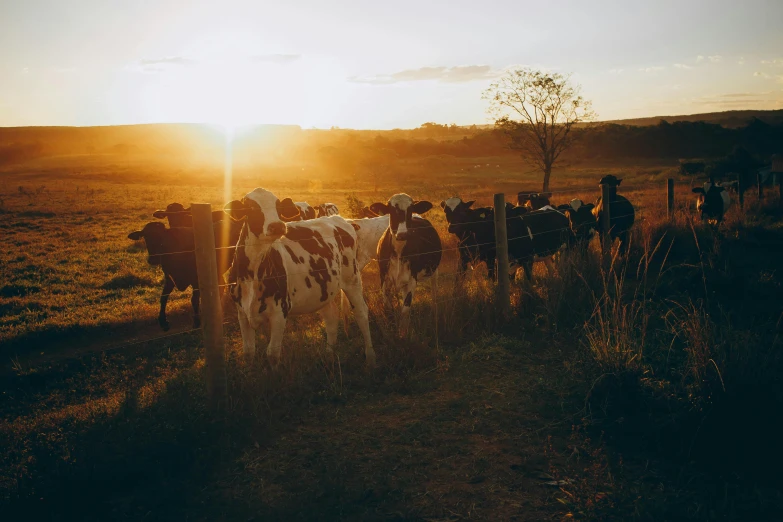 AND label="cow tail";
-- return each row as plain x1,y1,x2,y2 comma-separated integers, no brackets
340,290,350,336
